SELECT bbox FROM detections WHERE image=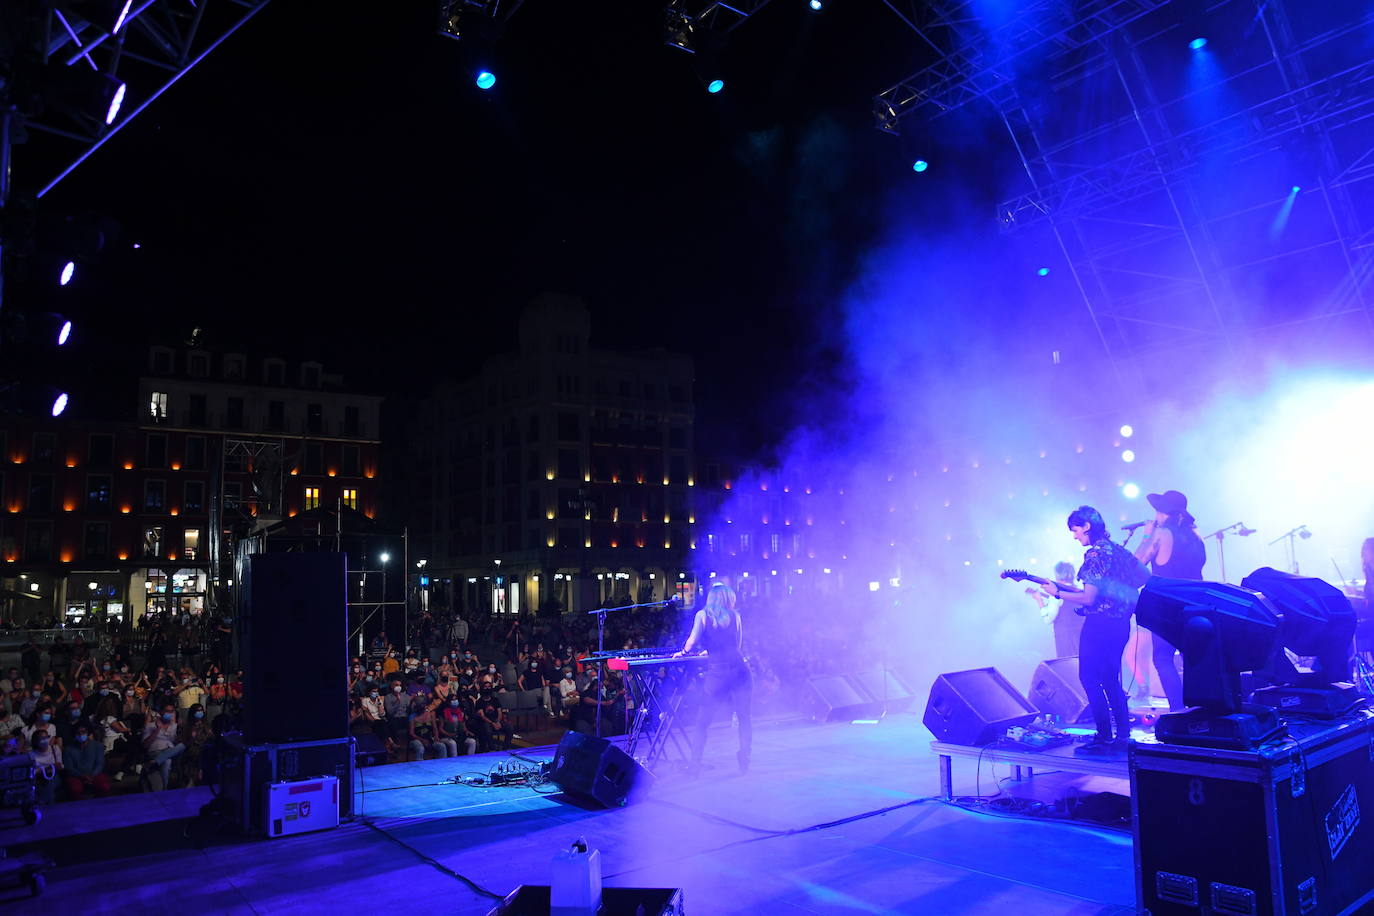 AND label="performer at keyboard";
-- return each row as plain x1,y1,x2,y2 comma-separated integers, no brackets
1132,490,1205,712
675,581,752,774
1041,506,1142,755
